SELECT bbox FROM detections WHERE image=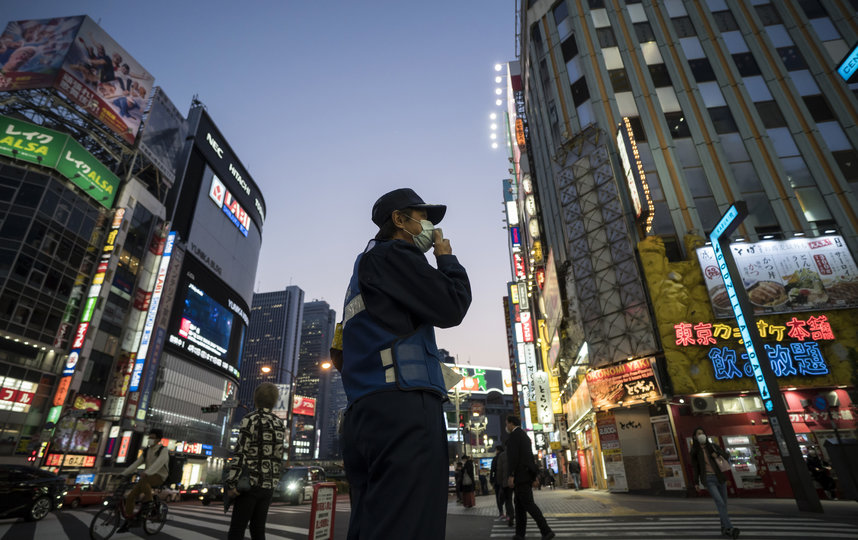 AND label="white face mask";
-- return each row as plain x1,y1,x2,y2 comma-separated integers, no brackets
403,214,434,253
696,434,707,444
